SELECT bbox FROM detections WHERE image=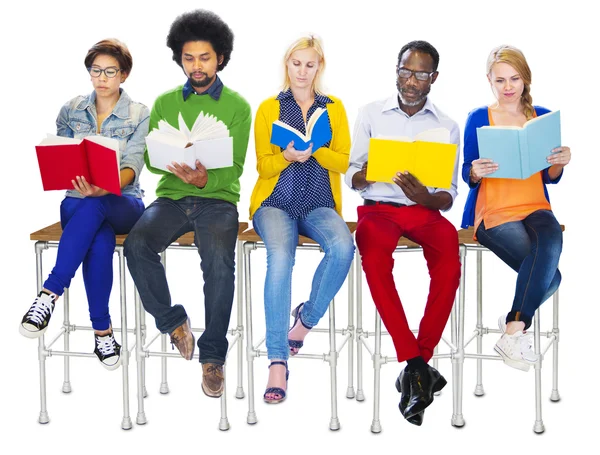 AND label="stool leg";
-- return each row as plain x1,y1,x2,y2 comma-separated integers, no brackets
474,250,485,397
550,290,560,402
140,308,148,398
36,242,50,424
370,311,383,433
159,251,169,395
219,365,230,430
328,298,341,430
346,259,355,399
117,248,132,430
244,242,258,424
62,287,72,394
355,252,365,402
134,288,147,425
433,344,441,396
533,309,545,434
235,240,245,399
451,245,466,427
